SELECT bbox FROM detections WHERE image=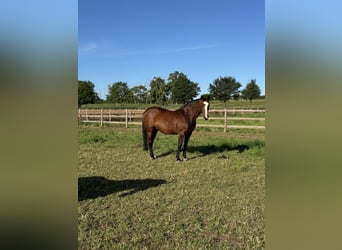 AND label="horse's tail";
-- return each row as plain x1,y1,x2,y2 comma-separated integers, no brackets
142,123,148,151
